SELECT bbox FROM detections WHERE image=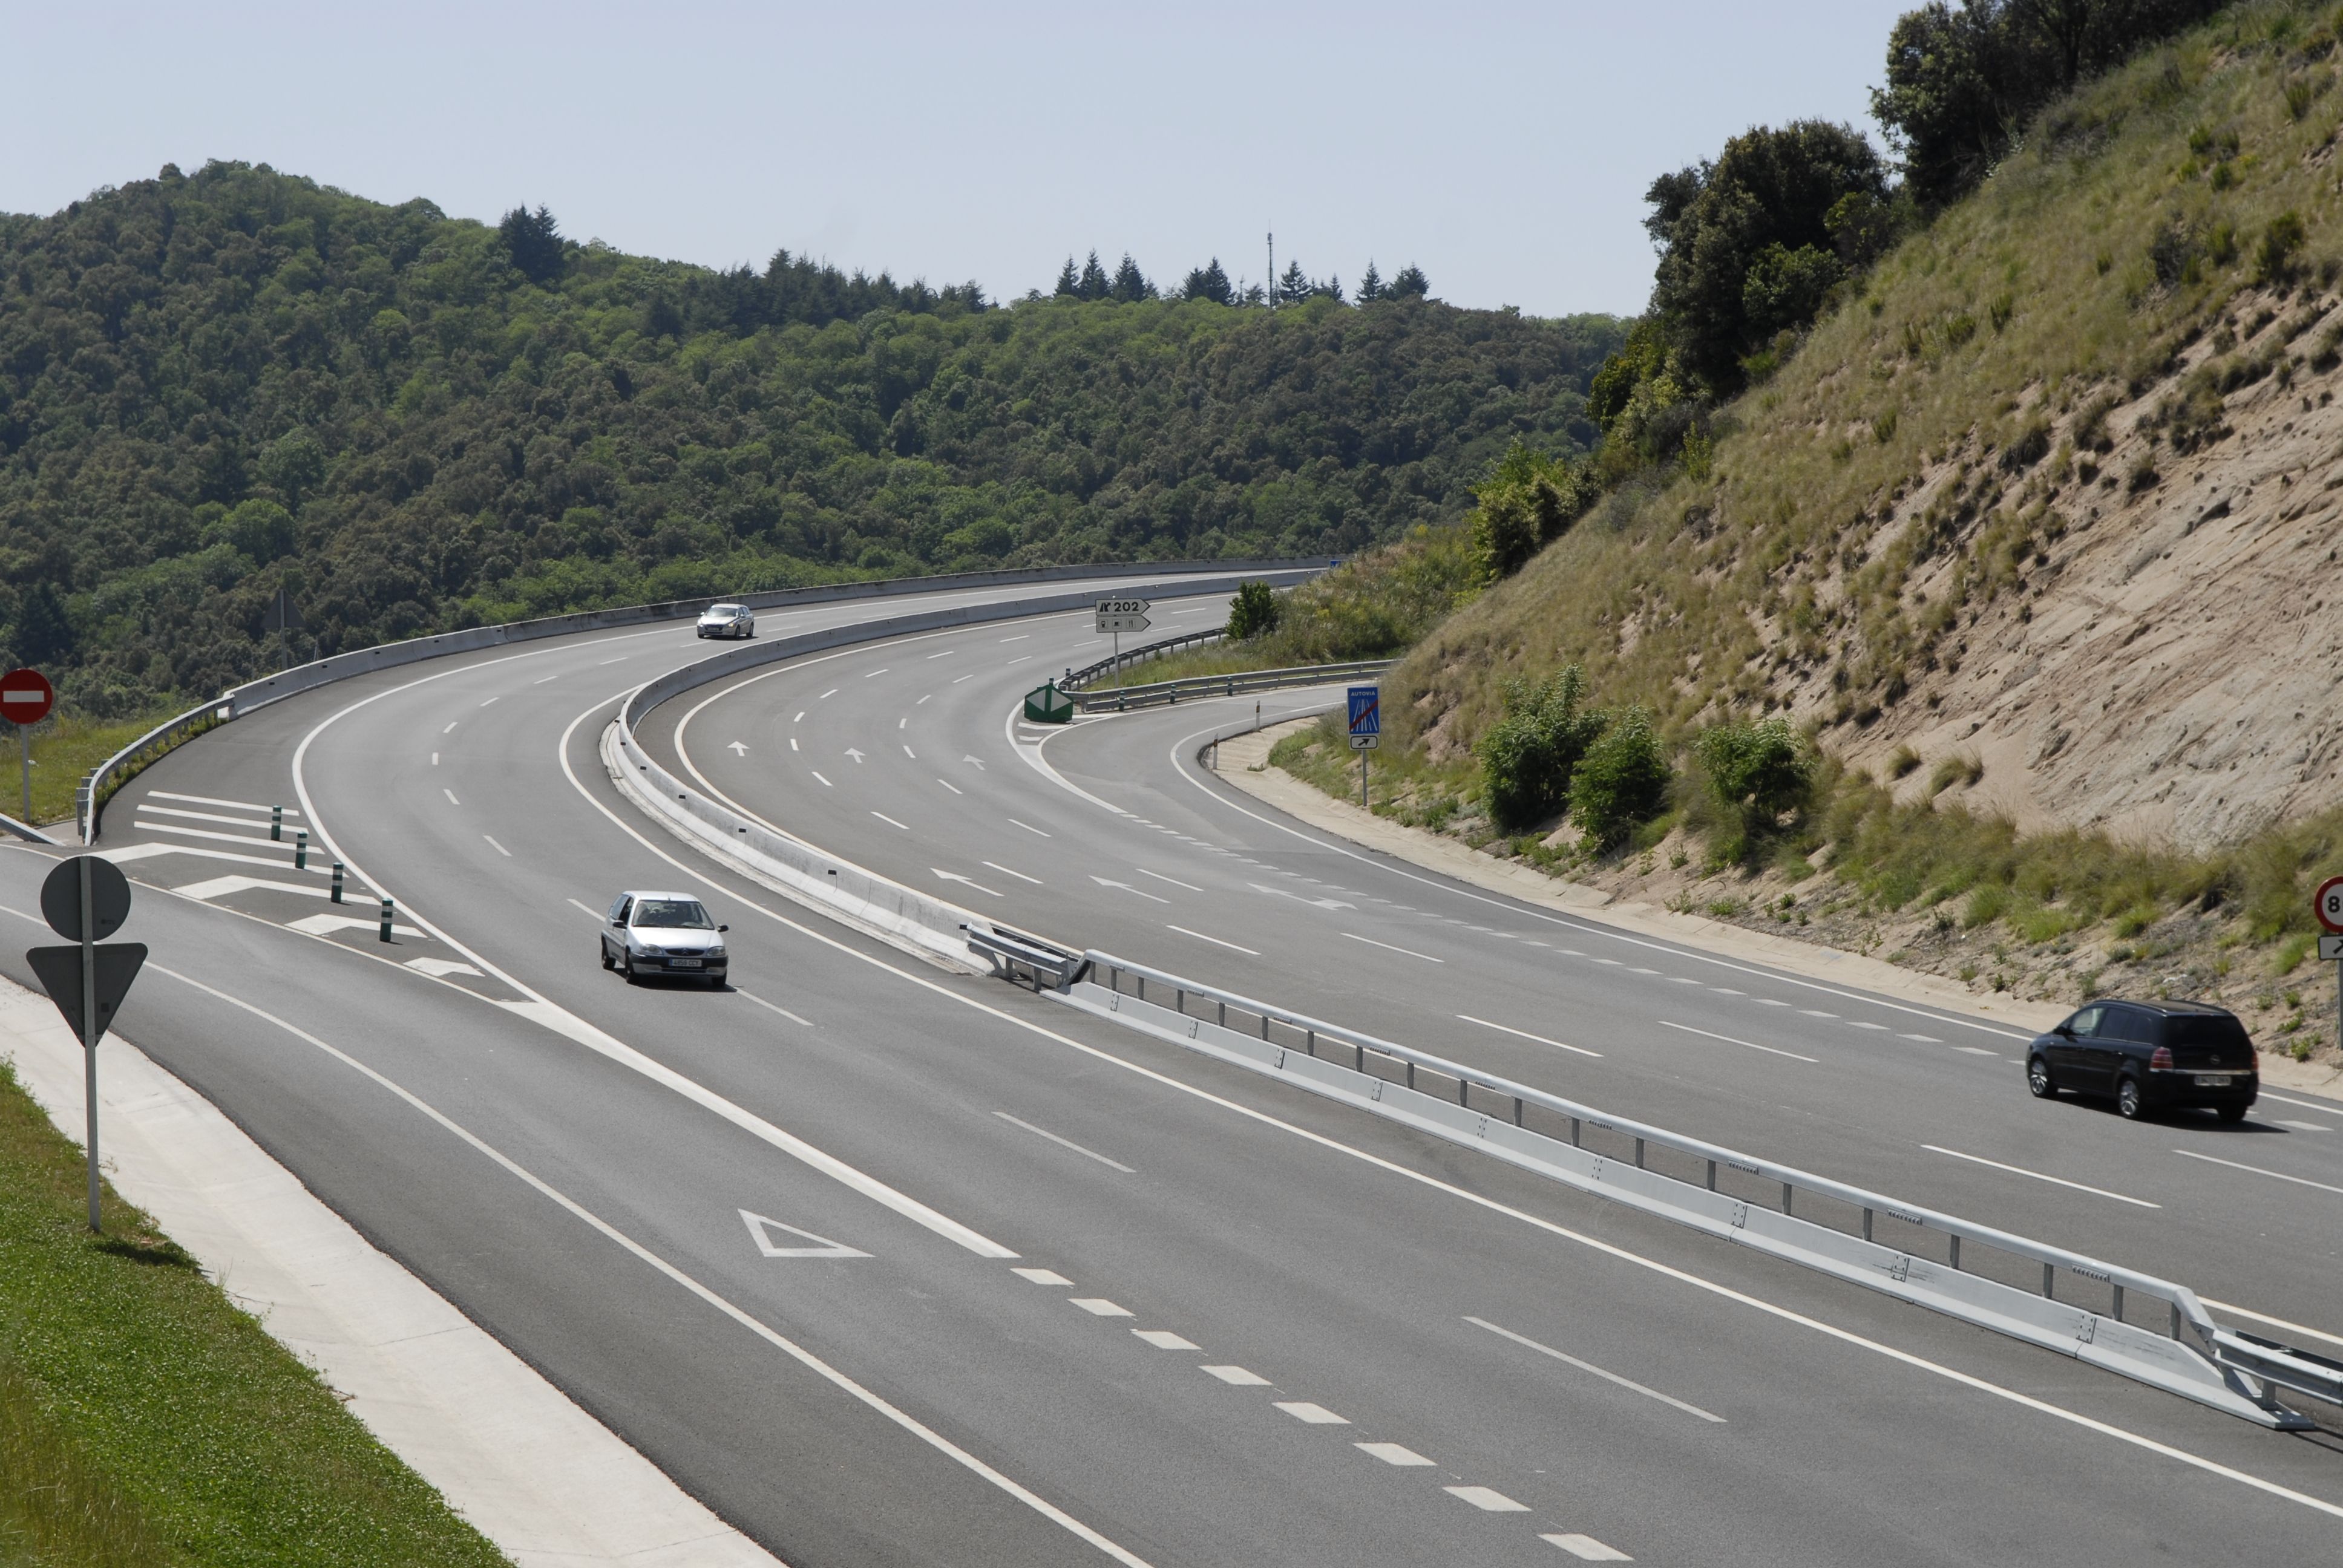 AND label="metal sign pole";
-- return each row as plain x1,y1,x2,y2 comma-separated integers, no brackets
18,719,28,826
79,854,100,1232
1361,748,1369,812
